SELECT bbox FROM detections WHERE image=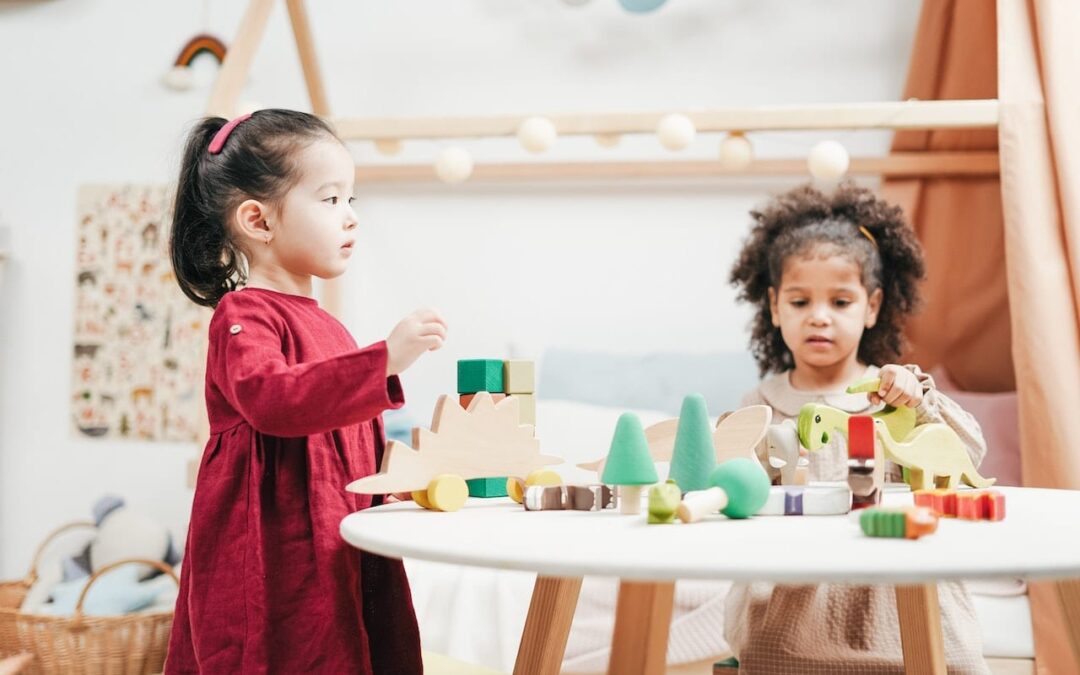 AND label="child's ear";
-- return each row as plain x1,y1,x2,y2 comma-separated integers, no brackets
865,287,884,328
767,287,780,327
234,199,272,245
